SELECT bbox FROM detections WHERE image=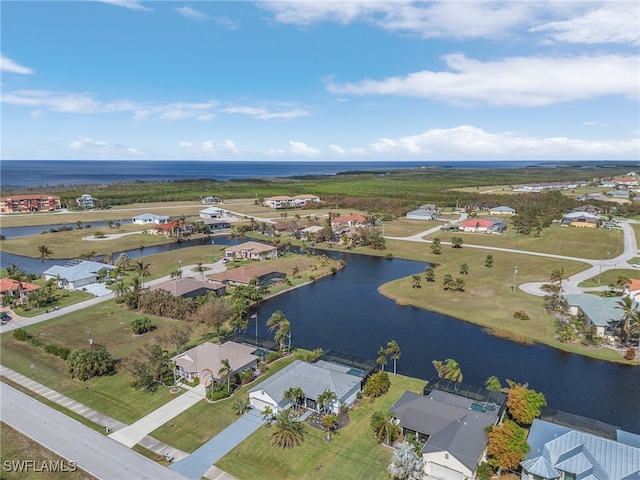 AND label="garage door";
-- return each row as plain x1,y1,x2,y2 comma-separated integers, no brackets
250,397,274,413
429,463,465,480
